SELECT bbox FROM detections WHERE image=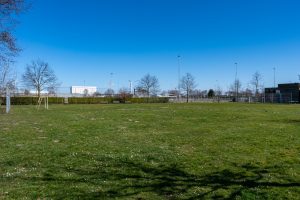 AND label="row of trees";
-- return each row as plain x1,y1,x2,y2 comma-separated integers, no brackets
1,0,266,102
1,56,265,102
136,71,264,103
